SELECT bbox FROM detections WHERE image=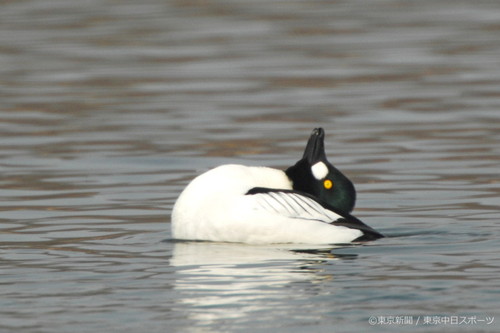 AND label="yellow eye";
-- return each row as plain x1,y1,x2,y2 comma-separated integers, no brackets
323,179,333,190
